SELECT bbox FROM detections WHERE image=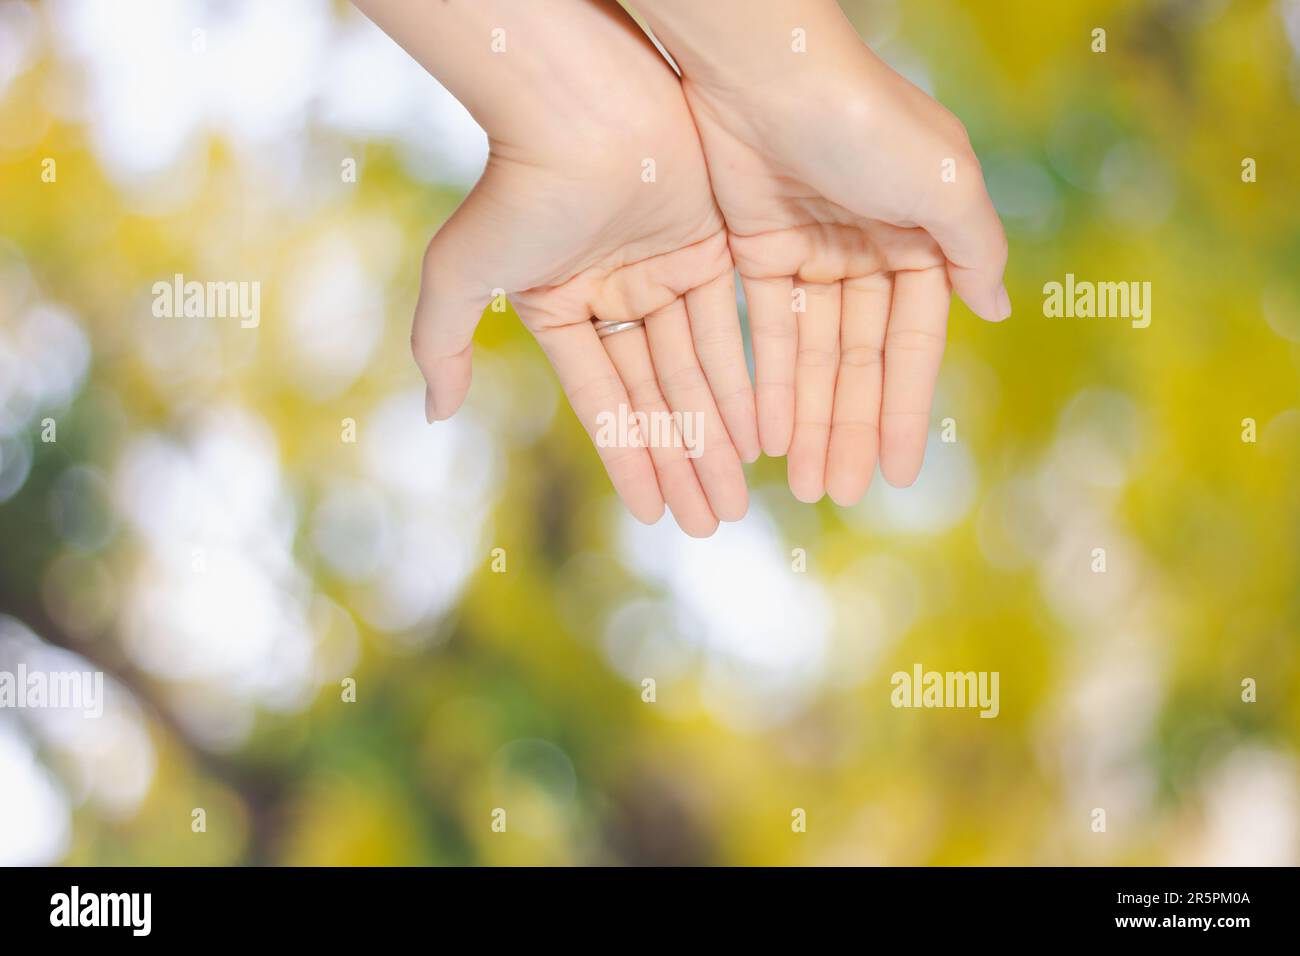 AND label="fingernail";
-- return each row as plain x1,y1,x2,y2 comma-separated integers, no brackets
424,386,436,424
996,285,1012,321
